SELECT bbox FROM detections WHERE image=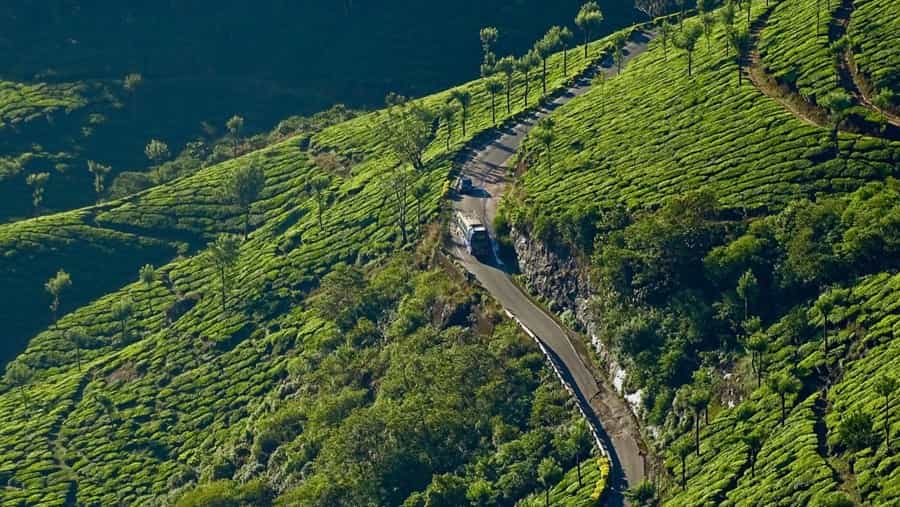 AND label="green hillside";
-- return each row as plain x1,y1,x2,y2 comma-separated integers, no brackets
0,0,639,222
499,0,900,504
850,0,900,100
0,27,622,505
2,0,899,505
